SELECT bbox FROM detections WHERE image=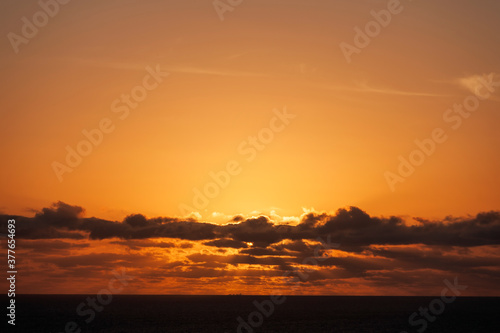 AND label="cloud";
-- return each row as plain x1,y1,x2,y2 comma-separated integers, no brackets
319,81,447,97
456,72,500,101
457,73,497,92
204,238,249,249
109,239,177,251
4,202,500,295
352,82,447,97
18,239,90,254
2,203,500,248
